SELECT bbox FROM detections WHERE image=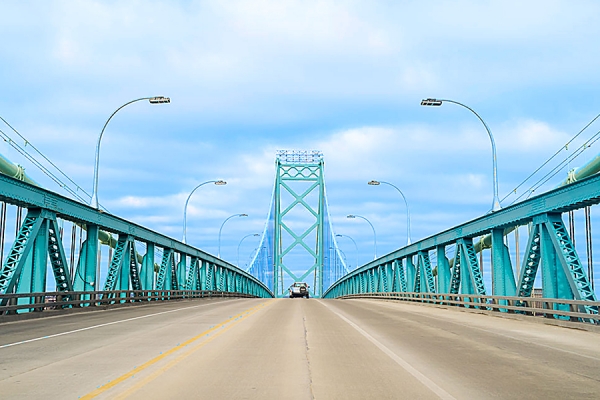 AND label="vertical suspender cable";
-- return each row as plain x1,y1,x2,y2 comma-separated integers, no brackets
70,224,76,279
15,206,22,236
97,245,102,297
0,202,6,266
479,237,484,277
568,211,576,246
107,246,113,281
78,225,84,268
515,227,520,278
585,206,594,290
